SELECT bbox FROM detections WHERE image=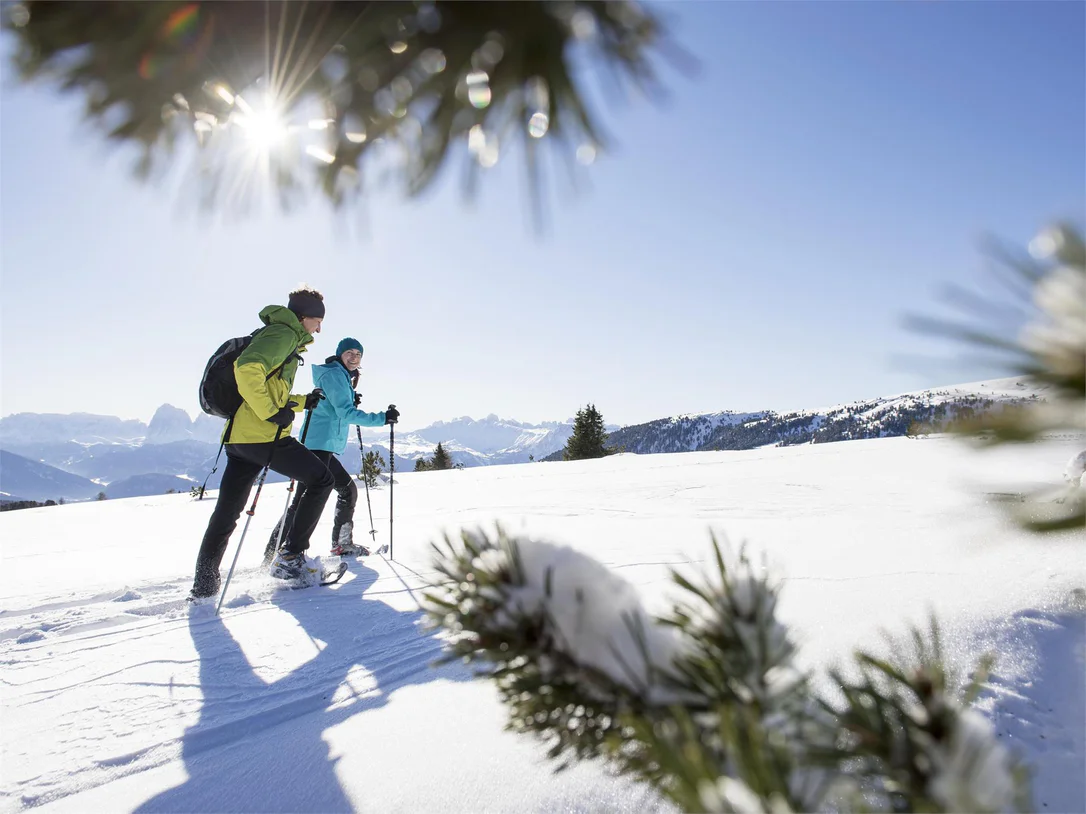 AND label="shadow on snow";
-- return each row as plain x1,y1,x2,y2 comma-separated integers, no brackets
137,559,470,813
